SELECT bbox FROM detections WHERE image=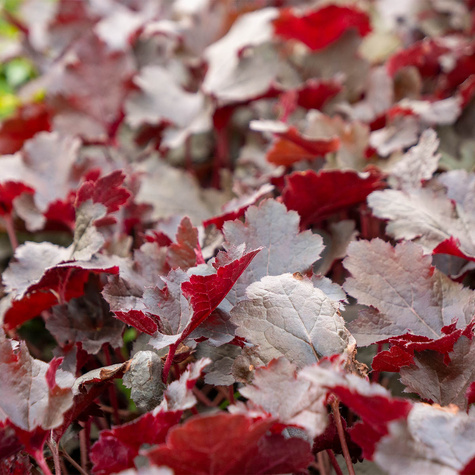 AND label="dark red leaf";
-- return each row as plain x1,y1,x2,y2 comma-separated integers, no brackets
90,411,182,475
0,103,52,155
75,170,131,214
145,413,313,475
282,167,385,227
0,182,34,216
